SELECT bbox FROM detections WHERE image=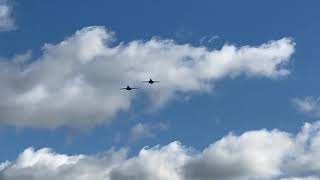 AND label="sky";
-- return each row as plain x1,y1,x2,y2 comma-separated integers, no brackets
0,0,320,180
